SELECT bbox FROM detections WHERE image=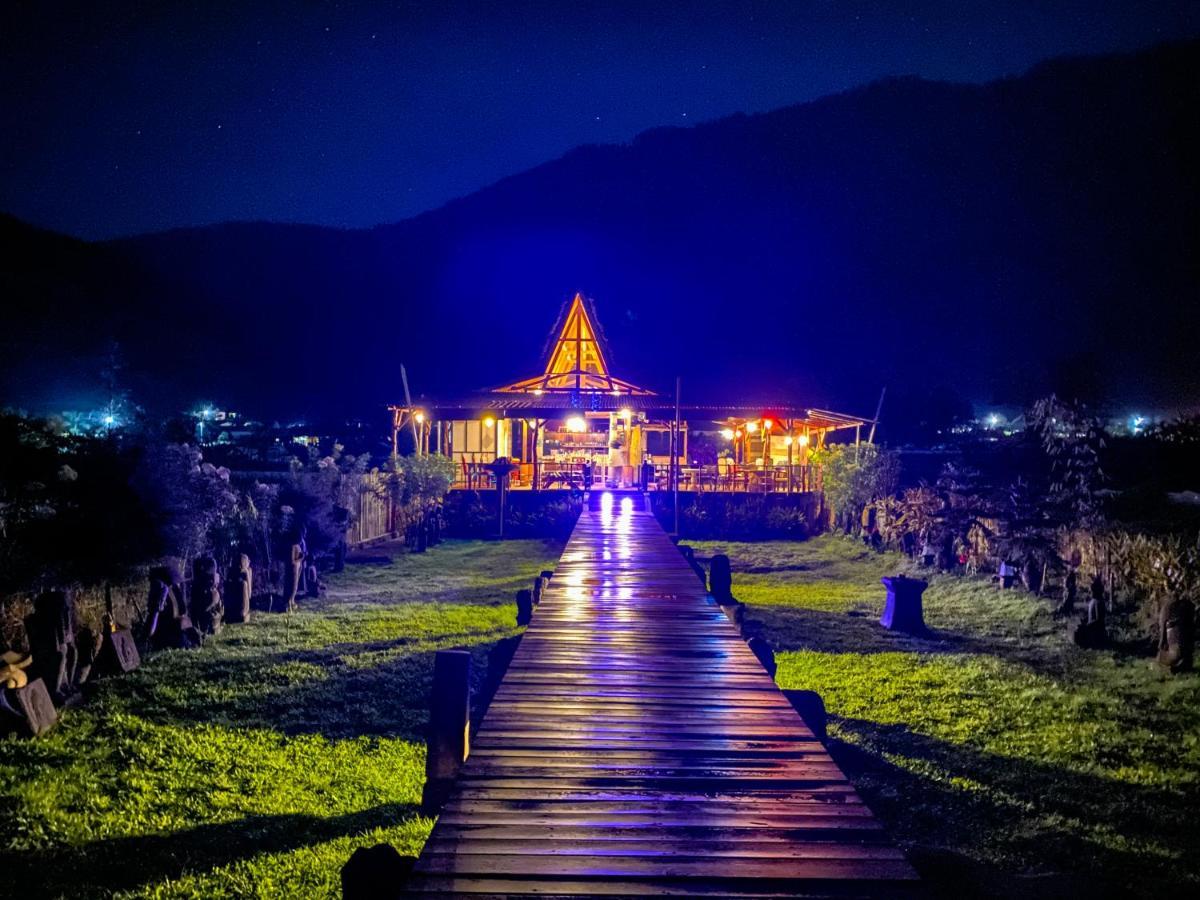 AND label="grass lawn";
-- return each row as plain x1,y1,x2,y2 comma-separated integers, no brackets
1,538,562,899
692,536,1200,896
